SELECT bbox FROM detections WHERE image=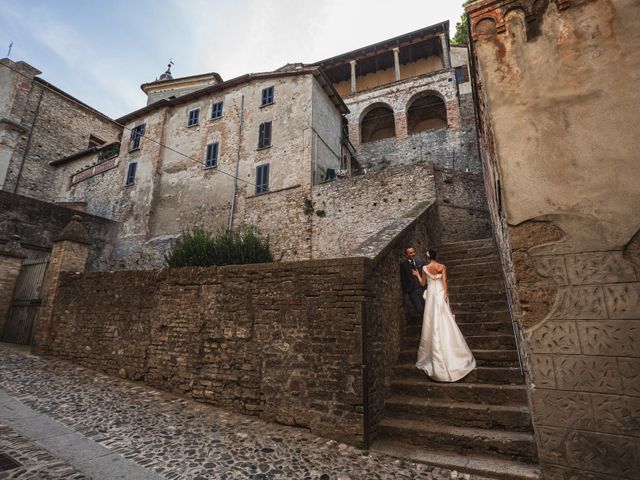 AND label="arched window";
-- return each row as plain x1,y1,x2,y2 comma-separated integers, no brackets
360,104,396,143
407,94,448,135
